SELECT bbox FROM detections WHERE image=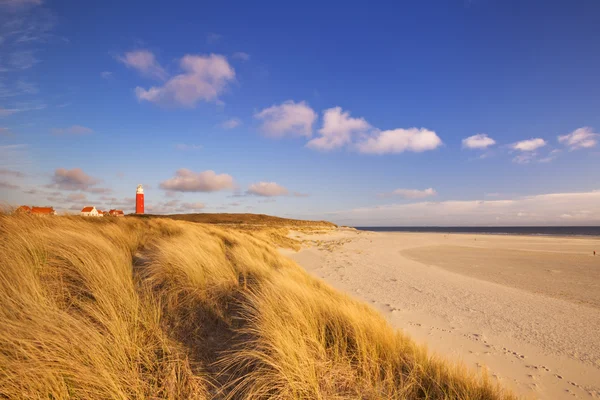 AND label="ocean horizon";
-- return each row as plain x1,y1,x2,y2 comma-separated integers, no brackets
354,226,600,237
